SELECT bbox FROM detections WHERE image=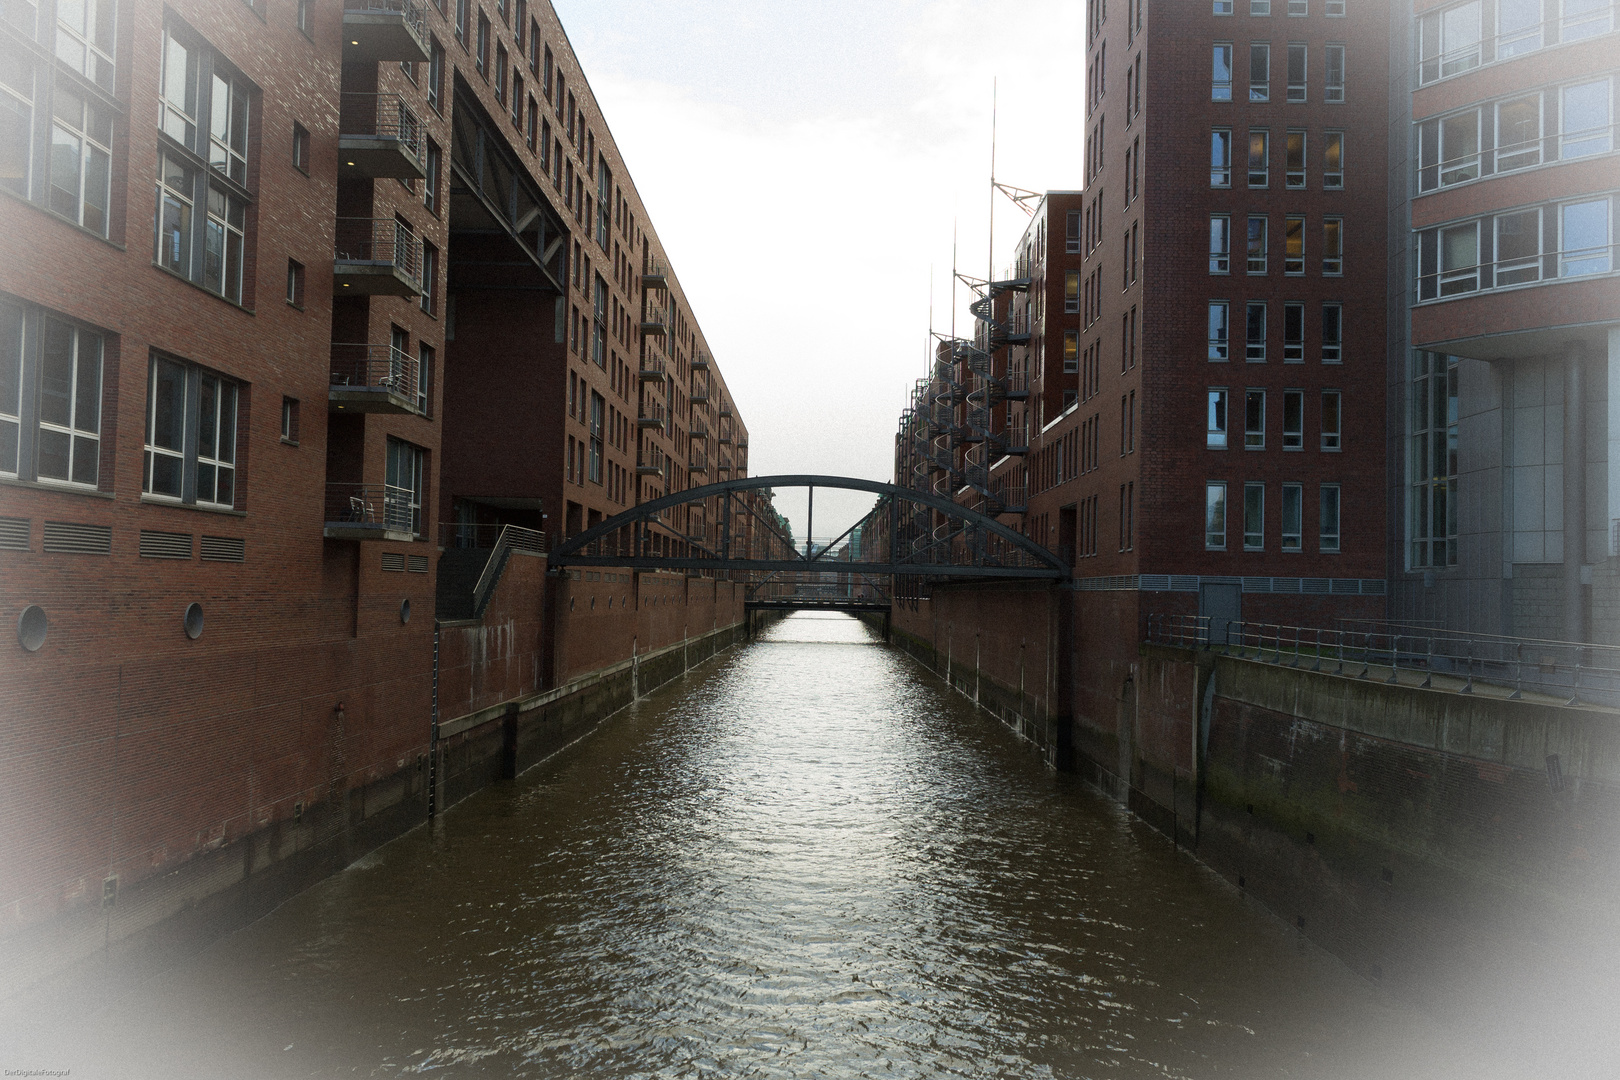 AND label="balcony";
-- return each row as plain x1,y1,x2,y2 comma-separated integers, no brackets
342,0,429,63
323,483,416,541
690,383,710,404
637,450,666,476
691,351,710,370
718,402,732,417
638,355,666,380
329,343,423,414
1005,312,1031,344
638,402,666,429
334,218,423,296
718,425,732,444
690,419,708,440
641,305,668,336
339,94,425,179
689,450,709,473
642,257,668,290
